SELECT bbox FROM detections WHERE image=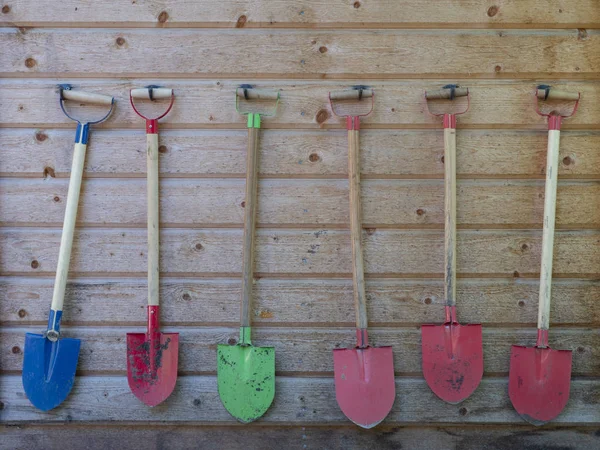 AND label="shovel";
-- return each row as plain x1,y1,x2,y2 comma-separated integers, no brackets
127,87,179,407
329,88,396,429
509,86,580,425
22,86,115,411
217,86,279,423
421,85,483,404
